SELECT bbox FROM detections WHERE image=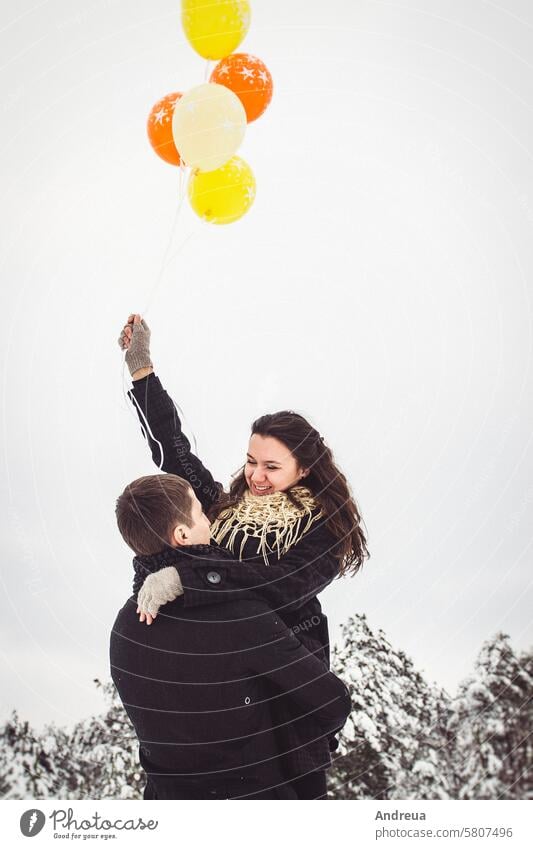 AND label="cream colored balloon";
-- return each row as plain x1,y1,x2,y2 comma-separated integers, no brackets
172,83,247,172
